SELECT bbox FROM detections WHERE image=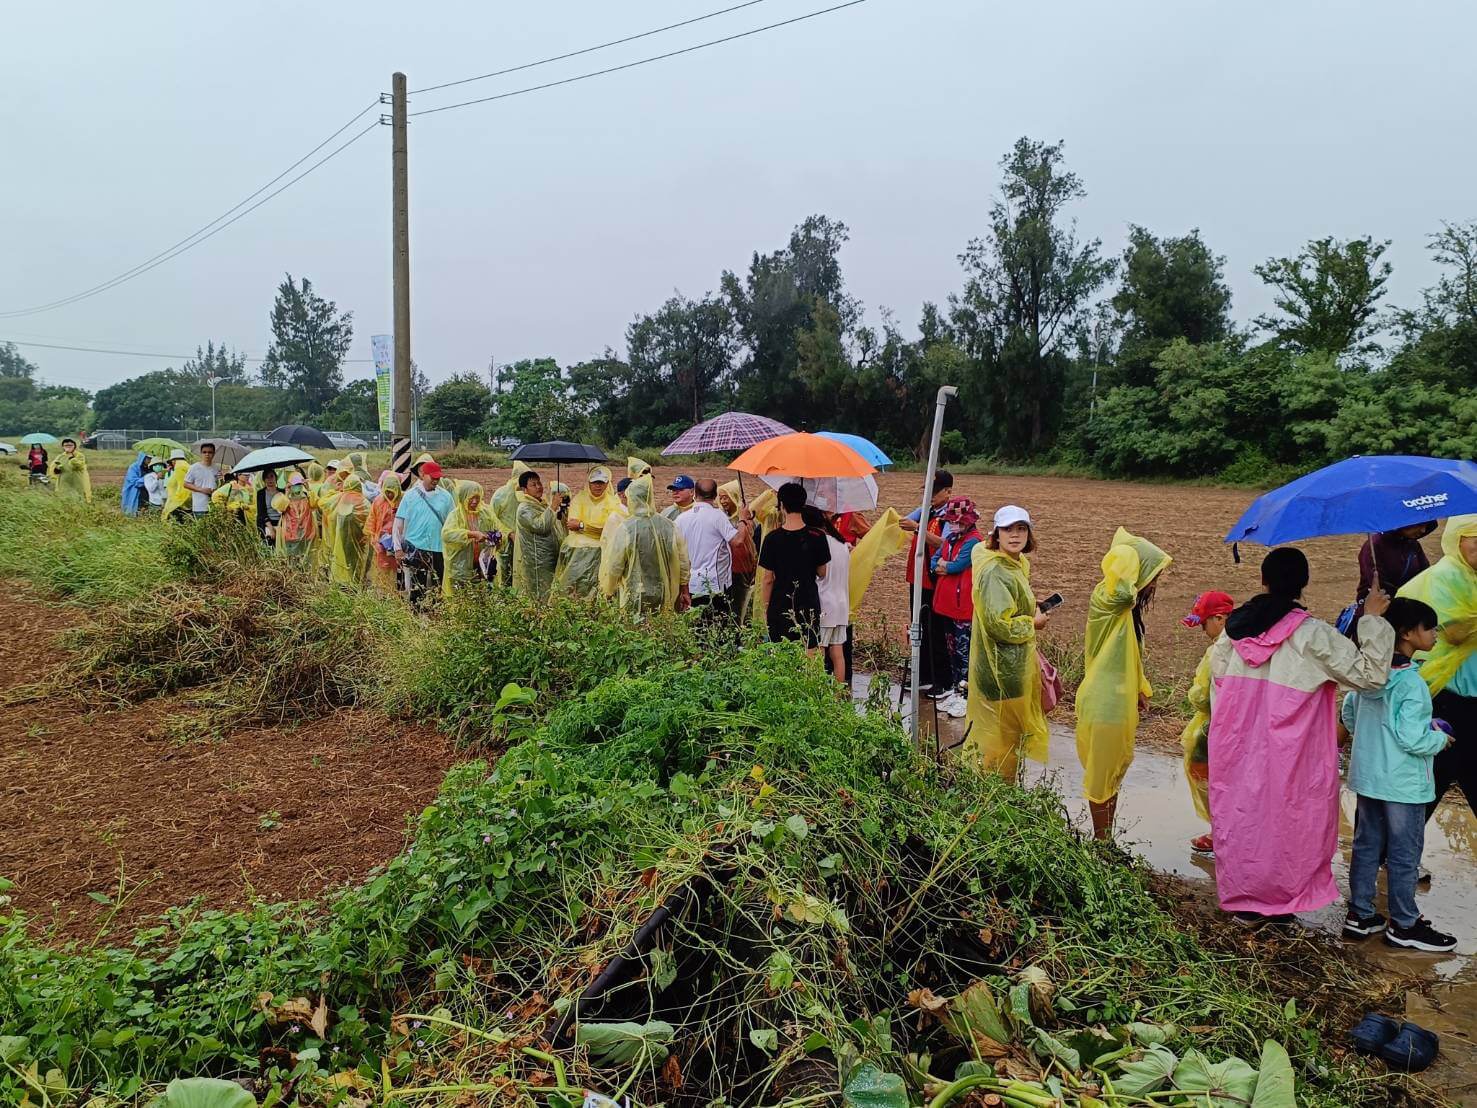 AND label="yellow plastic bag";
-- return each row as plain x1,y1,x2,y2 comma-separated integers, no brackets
848,507,909,620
